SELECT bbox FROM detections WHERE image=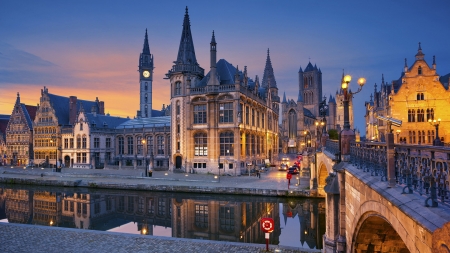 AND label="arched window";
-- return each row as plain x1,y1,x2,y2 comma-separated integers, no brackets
145,82,148,91
417,109,424,122
220,132,234,156
146,136,153,155
157,135,164,155
412,131,416,143
288,110,297,139
127,136,134,154
304,77,308,88
418,66,422,75
408,109,415,122
175,81,181,95
430,108,434,120
421,130,425,144
418,131,422,144
194,132,207,156
137,136,143,155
